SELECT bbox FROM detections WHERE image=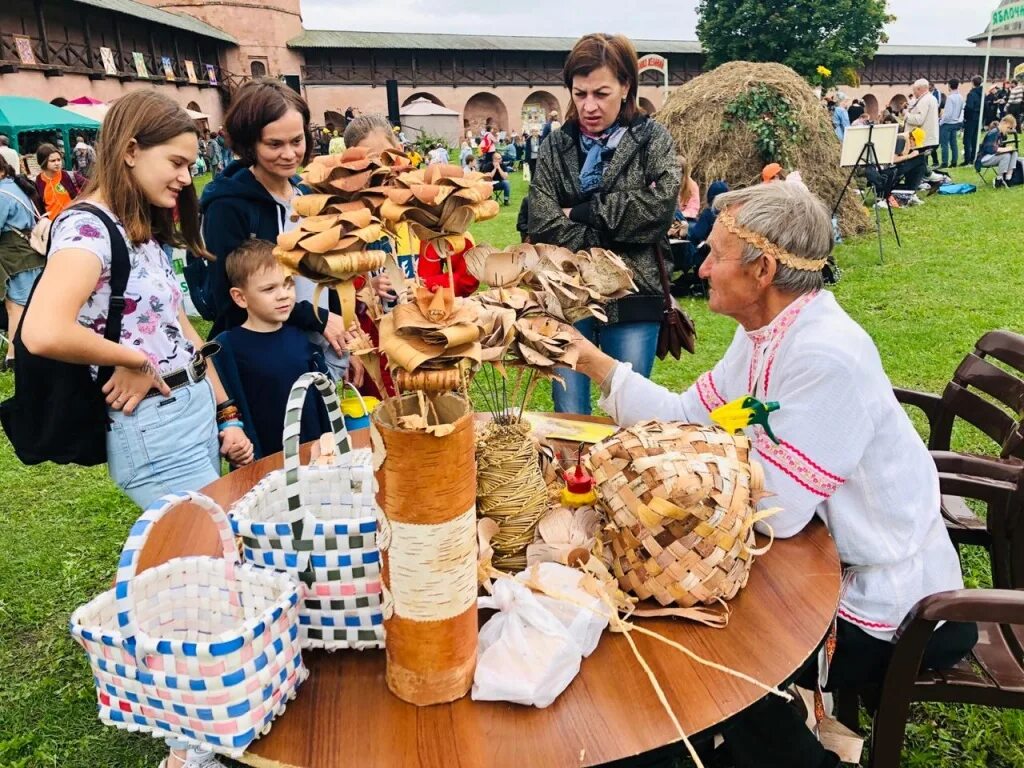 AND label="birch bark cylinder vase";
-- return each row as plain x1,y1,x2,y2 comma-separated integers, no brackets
370,392,478,705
